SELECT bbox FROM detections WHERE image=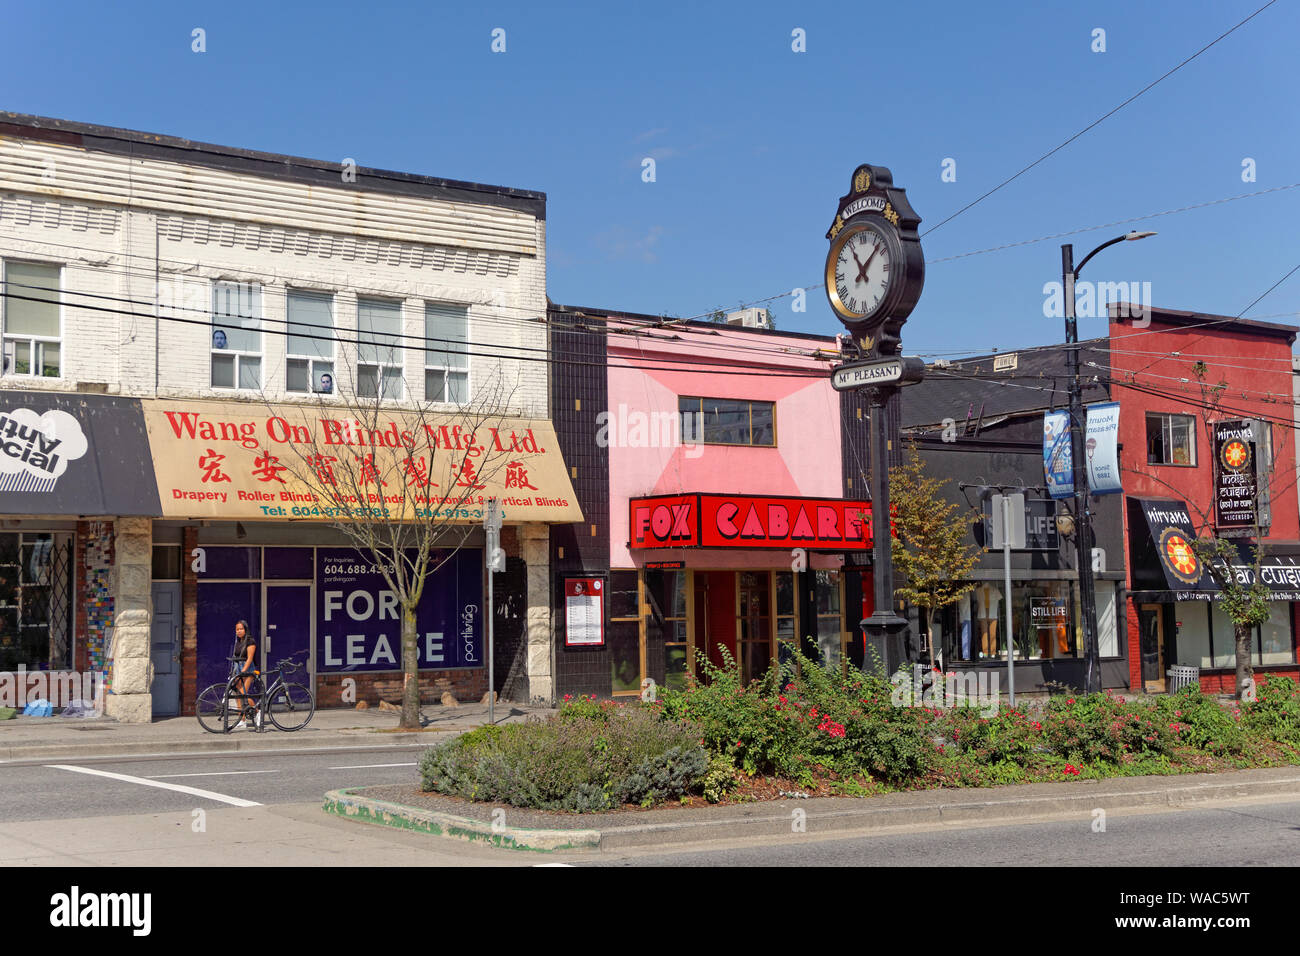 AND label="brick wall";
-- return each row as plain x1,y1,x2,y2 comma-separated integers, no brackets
180,527,199,715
